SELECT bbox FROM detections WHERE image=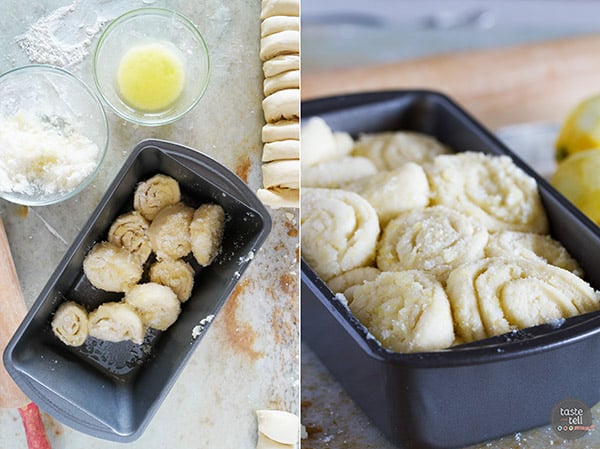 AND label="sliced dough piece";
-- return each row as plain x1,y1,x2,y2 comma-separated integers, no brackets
150,259,195,303
260,30,299,61
51,301,88,347
350,271,455,353
262,160,299,189
447,257,600,343
377,206,489,282
260,0,299,19
301,188,379,280
301,156,377,188
427,152,549,233
256,187,298,209
133,174,181,221
301,117,353,168
148,203,194,260
262,119,299,142
83,241,143,292
190,203,226,267
326,266,381,304
262,140,299,162
485,230,583,276
256,410,299,447
108,211,152,264
88,302,145,345
263,89,299,123
124,283,181,331
263,55,299,78
342,162,430,225
261,16,300,37
264,69,299,96
353,131,451,170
